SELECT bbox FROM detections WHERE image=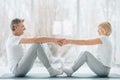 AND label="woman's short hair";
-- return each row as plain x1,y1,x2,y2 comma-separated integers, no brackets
99,21,112,36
